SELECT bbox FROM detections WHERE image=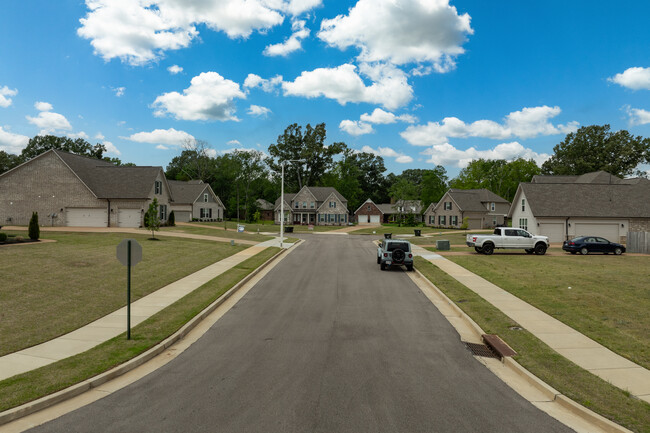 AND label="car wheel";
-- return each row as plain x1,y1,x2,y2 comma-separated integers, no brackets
534,243,547,255
474,247,483,253
580,247,588,255
482,243,494,255
614,247,623,255
377,256,381,264
380,262,386,270
525,248,534,254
